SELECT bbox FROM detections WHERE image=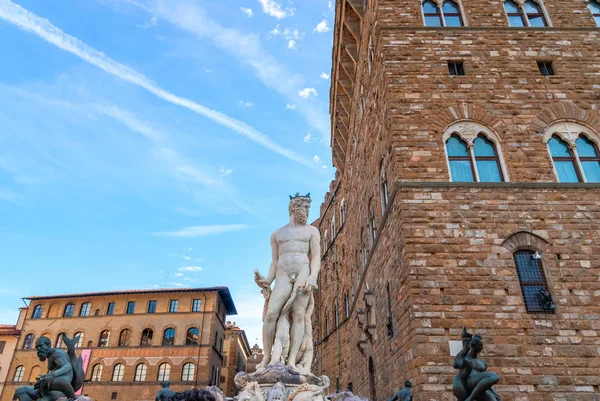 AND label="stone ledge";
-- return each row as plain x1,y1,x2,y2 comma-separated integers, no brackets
394,181,600,190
